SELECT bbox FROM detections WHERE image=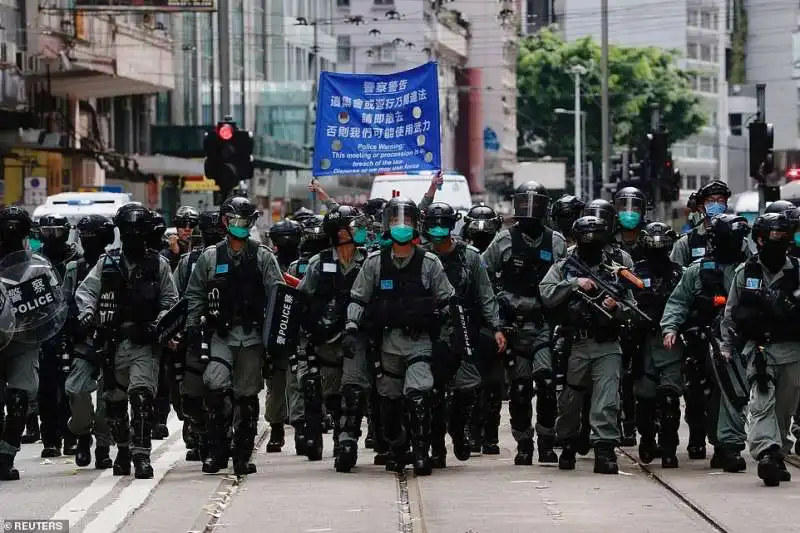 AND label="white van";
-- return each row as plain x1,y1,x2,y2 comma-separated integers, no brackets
370,171,472,209
33,192,132,249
